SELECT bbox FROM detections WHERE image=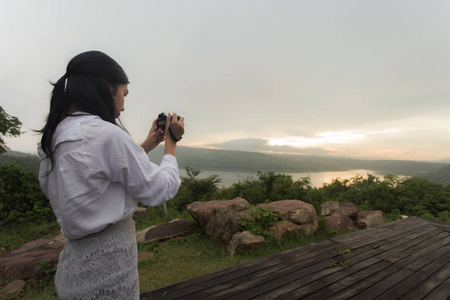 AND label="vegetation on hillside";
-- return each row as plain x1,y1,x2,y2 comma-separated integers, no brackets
421,164,450,187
